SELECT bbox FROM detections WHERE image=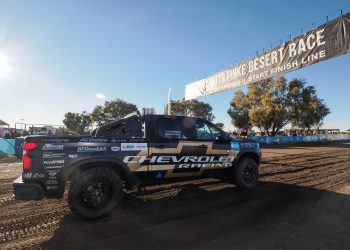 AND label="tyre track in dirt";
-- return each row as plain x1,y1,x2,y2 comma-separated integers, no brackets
260,149,350,190
0,142,350,249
